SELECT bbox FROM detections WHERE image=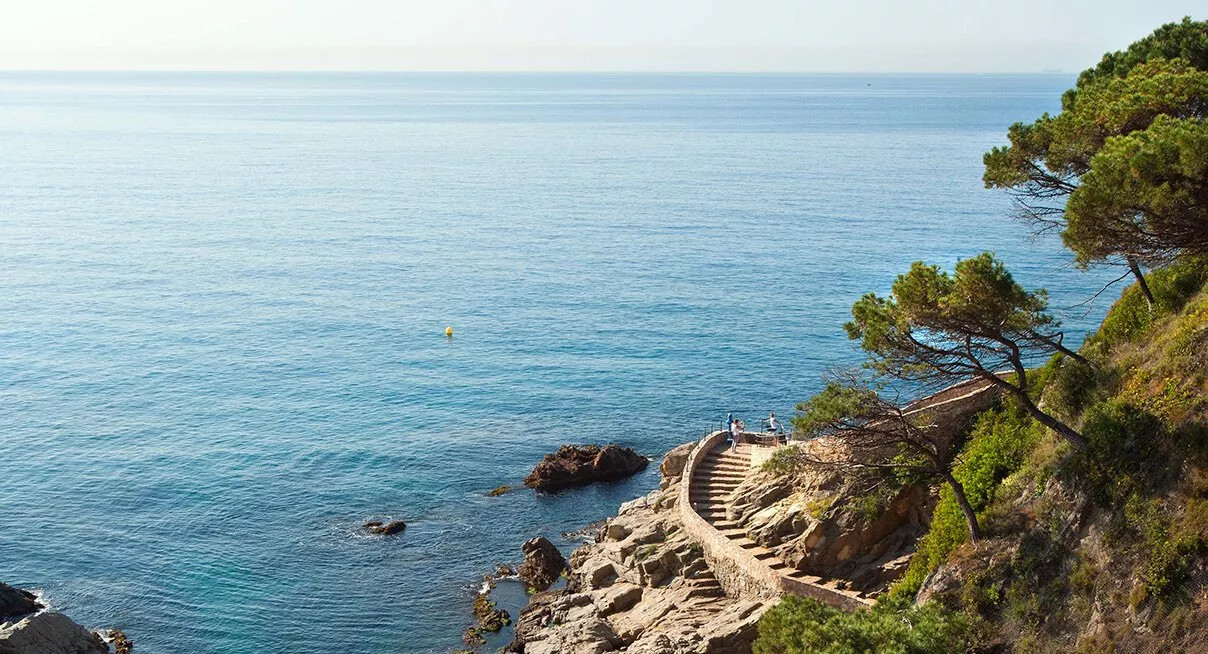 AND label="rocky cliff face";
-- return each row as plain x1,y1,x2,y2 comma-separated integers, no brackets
507,443,771,654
